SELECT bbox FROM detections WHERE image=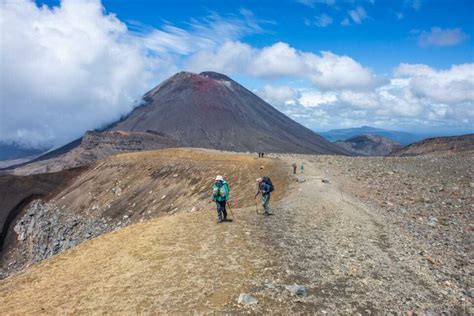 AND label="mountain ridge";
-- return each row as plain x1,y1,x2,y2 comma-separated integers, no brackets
320,126,422,145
